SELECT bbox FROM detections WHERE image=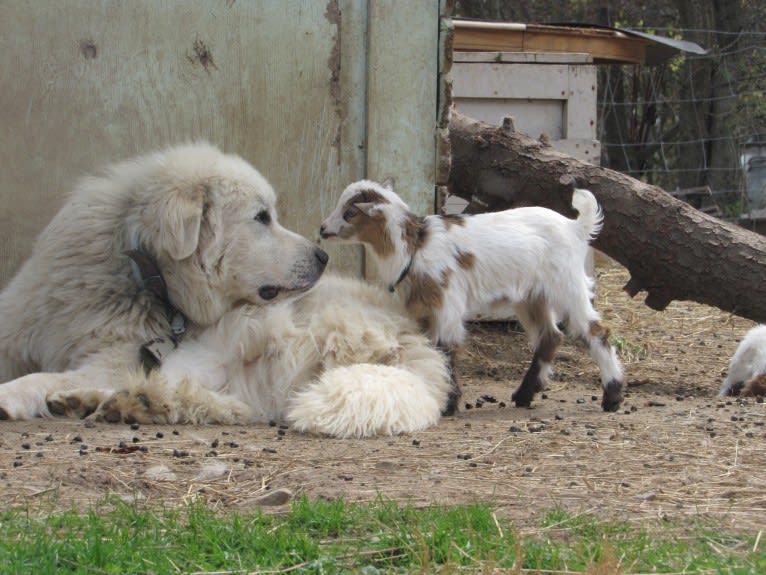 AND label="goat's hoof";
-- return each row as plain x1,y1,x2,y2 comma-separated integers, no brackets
724,381,745,397
511,392,533,408
442,393,461,416
601,380,624,412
